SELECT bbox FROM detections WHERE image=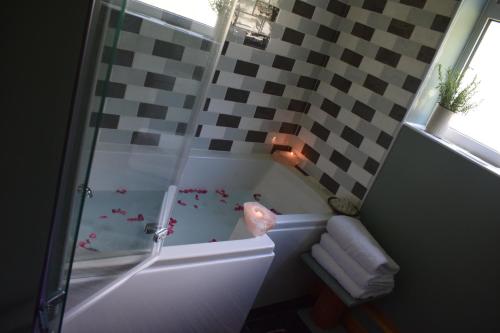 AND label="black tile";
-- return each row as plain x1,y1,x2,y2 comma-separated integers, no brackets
102,47,134,67
352,182,367,199
389,104,407,121
245,130,267,143
279,122,299,134
161,11,192,30
95,81,126,98
288,99,310,112
272,55,295,71
417,45,436,64
282,28,305,46
431,14,451,32
297,76,320,91
216,114,241,128
221,41,229,55
152,40,184,61
363,74,388,95
320,173,340,193
351,22,374,41
375,47,401,67
387,19,415,39
377,131,393,148
341,126,363,148
352,101,376,122
321,98,341,118
292,0,315,19
330,150,351,172
362,0,387,13
234,60,259,77
195,125,202,137
225,88,250,103
209,139,232,151
203,98,211,111
110,11,142,33
254,106,276,120
311,122,330,141
400,0,426,8
341,49,363,67
200,39,213,51
137,103,167,119
317,25,340,42
402,75,421,93
301,144,320,164
176,122,187,135
131,131,160,146
89,112,120,129
327,0,350,17
364,157,379,175
212,70,220,84
263,81,286,96
271,144,292,154
331,74,352,93
243,34,269,50
183,95,196,109
144,72,176,91
193,66,205,81
307,51,329,67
